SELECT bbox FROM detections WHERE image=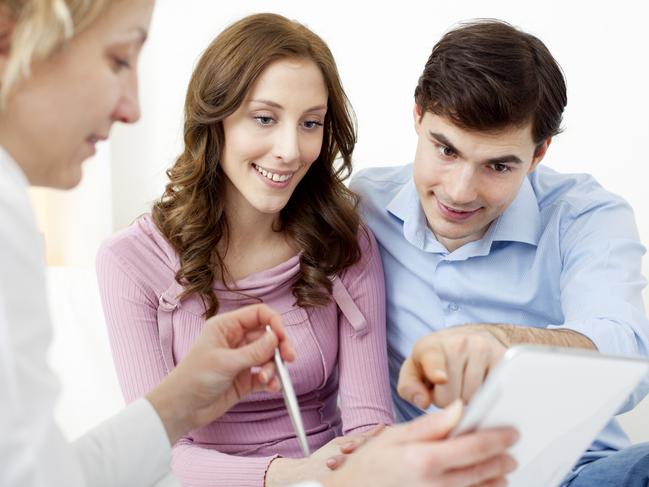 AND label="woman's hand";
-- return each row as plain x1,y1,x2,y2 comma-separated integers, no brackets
146,303,294,444
265,433,375,487
325,424,387,470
